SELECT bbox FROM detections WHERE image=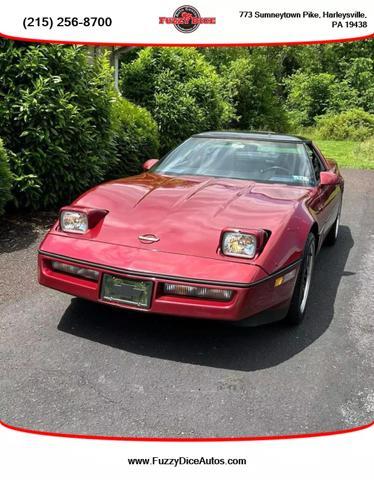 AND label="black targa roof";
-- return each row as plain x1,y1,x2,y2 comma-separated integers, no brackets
192,131,311,144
